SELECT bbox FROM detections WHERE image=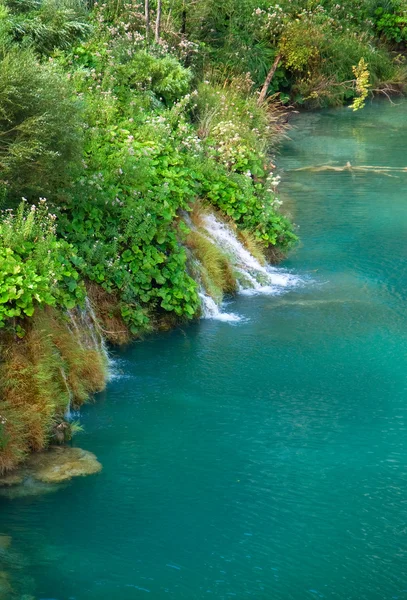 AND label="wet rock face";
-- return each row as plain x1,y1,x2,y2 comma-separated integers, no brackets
0,447,102,498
